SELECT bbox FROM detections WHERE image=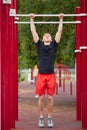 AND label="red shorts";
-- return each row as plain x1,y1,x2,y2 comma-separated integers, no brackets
36,74,56,96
